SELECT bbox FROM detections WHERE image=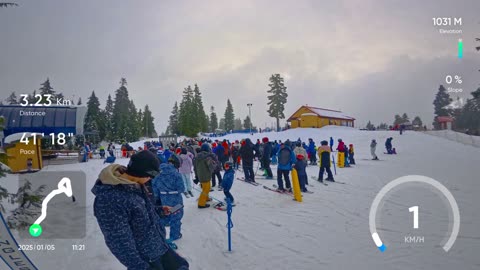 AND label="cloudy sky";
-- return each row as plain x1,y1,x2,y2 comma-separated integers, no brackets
1,0,479,132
